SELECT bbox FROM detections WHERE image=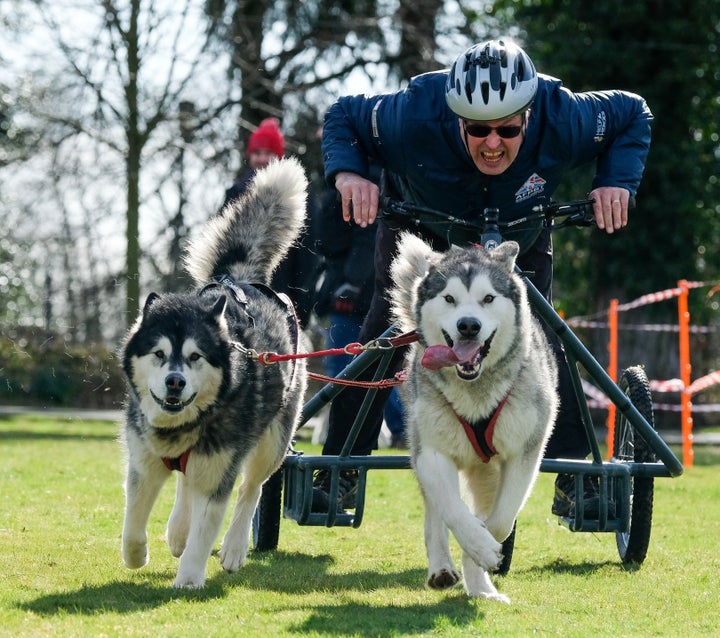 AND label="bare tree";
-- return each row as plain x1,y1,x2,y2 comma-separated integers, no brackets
5,0,238,330
1,0,499,337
